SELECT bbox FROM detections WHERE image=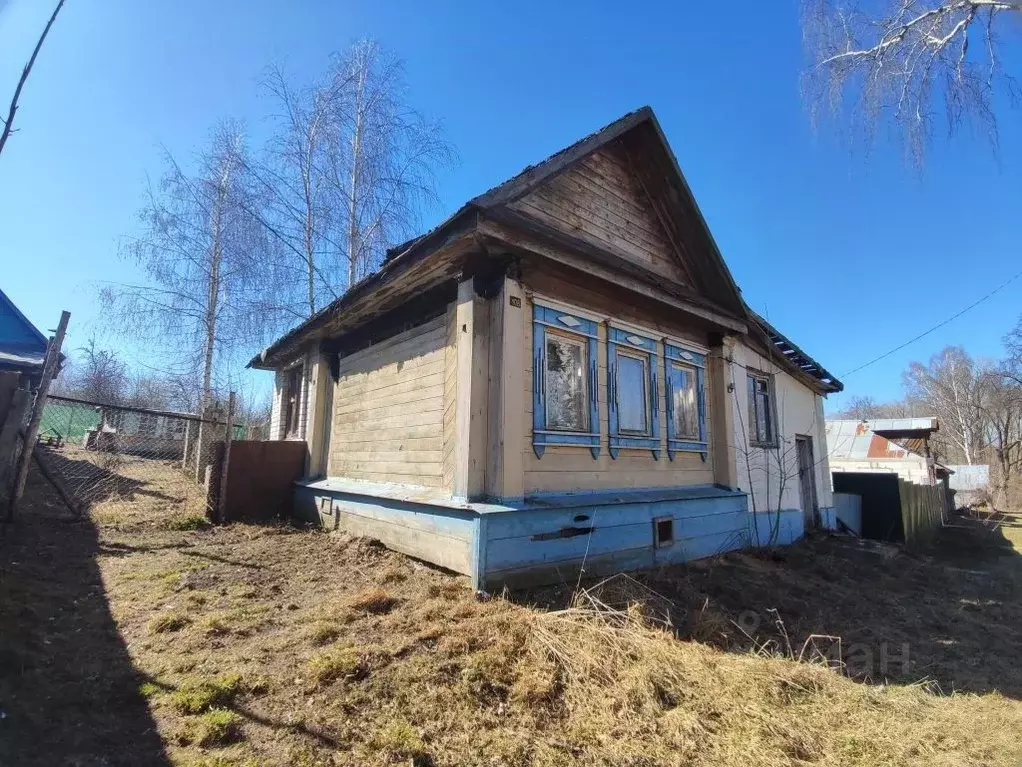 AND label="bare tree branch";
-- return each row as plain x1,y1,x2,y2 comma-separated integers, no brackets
802,0,1022,164
103,122,274,410
0,0,67,161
